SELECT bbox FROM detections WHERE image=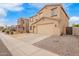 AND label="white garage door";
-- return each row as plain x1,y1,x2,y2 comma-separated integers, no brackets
37,23,60,35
